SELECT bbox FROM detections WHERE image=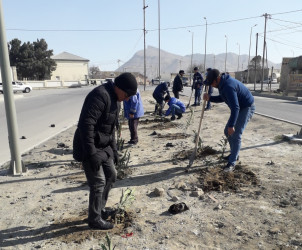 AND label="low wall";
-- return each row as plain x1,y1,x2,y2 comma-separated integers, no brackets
24,80,86,89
